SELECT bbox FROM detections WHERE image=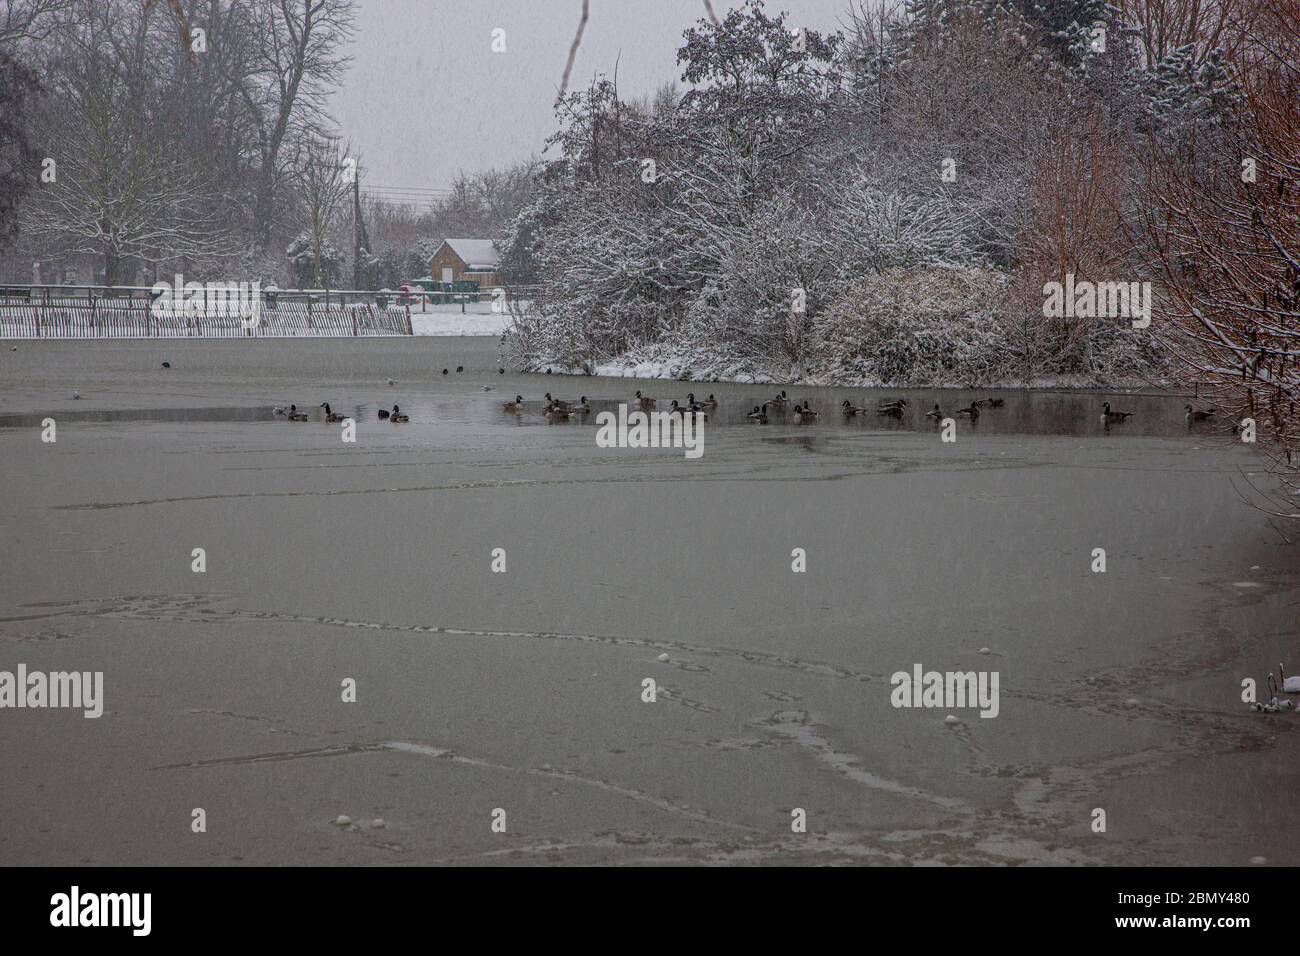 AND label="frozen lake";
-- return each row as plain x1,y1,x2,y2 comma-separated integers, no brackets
1,338,1297,865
